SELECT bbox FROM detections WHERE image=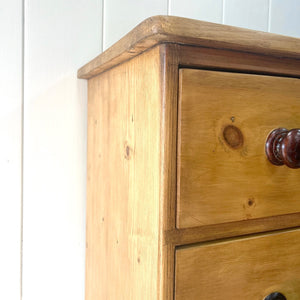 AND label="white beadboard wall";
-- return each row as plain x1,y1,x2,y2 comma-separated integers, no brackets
104,0,300,50
0,0,299,299
22,1,101,300
0,1,22,299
